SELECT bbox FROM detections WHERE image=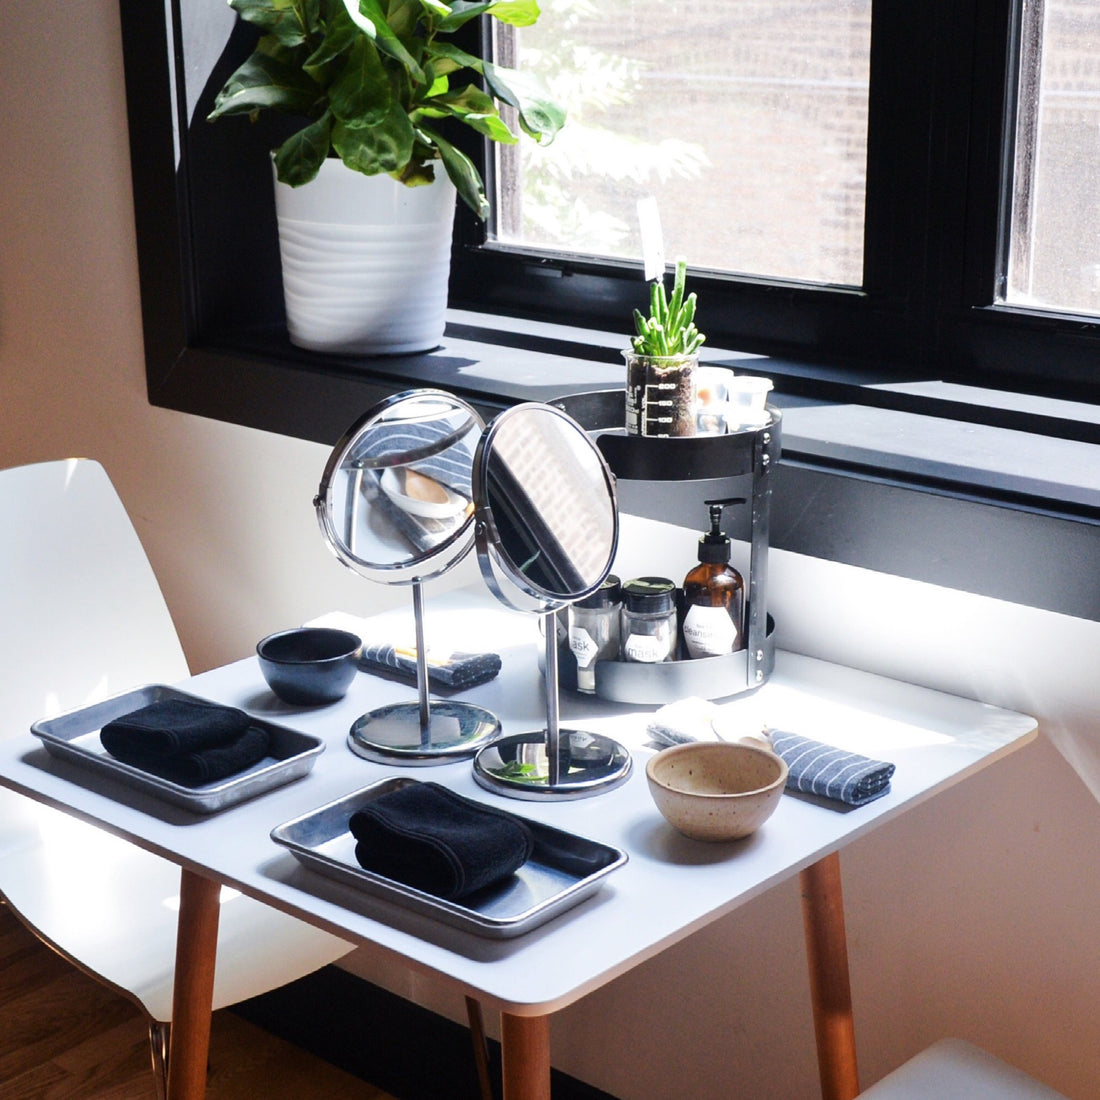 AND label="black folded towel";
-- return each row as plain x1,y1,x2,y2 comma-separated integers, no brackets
348,782,534,901
360,644,501,691
769,729,895,807
100,698,271,787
